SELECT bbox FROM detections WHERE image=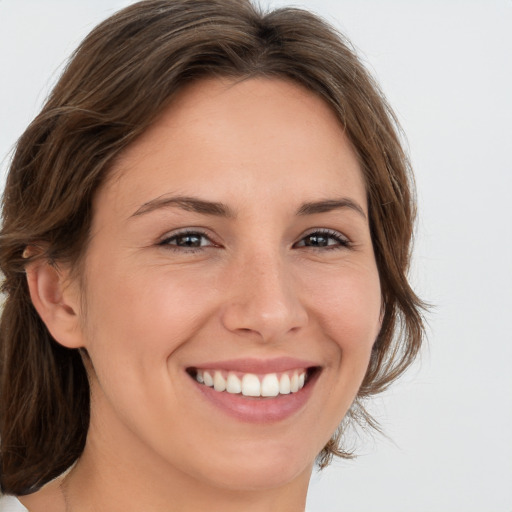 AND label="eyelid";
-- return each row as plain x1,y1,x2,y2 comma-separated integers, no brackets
158,228,219,248
293,228,351,249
